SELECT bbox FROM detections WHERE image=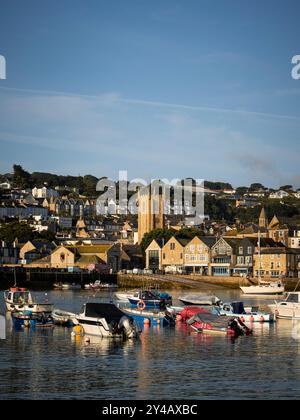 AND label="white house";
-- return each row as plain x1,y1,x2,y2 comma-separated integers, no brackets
32,186,59,199
269,190,290,199
0,181,12,190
